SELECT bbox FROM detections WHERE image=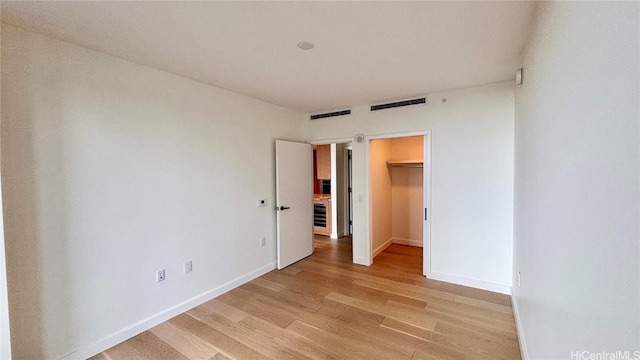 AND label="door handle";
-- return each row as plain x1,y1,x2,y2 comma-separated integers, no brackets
279,206,291,211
